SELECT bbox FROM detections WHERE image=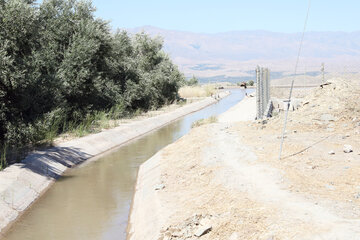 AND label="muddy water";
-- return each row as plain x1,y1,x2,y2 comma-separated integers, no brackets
3,89,249,240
